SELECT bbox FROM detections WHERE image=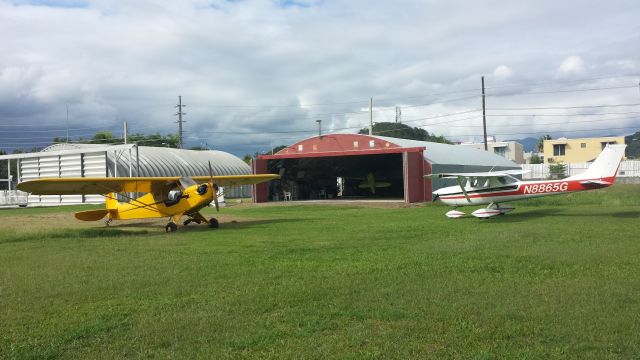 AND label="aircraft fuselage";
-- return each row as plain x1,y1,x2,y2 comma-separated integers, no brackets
434,177,614,206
